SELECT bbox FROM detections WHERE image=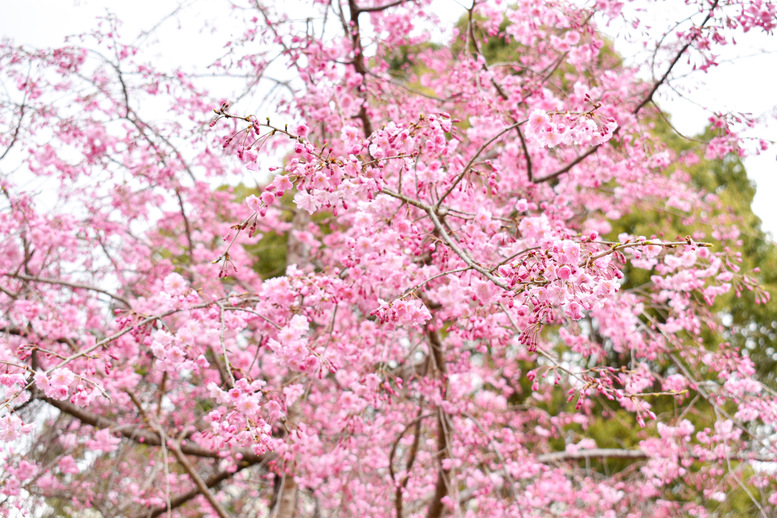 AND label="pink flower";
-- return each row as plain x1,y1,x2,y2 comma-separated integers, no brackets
86,429,120,453
272,175,294,193
0,373,25,387
163,272,187,295
58,456,80,475
0,414,32,442
261,190,275,206
475,208,491,228
167,347,186,365
341,125,360,144
38,368,75,400
264,400,284,421
473,279,496,305
294,191,321,214
283,384,304,406
235,395,260,416
566,301,584,320
527,109,550,132
289,314,309,332
296,124,310,138
643,242,662,258
246,194,262,213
